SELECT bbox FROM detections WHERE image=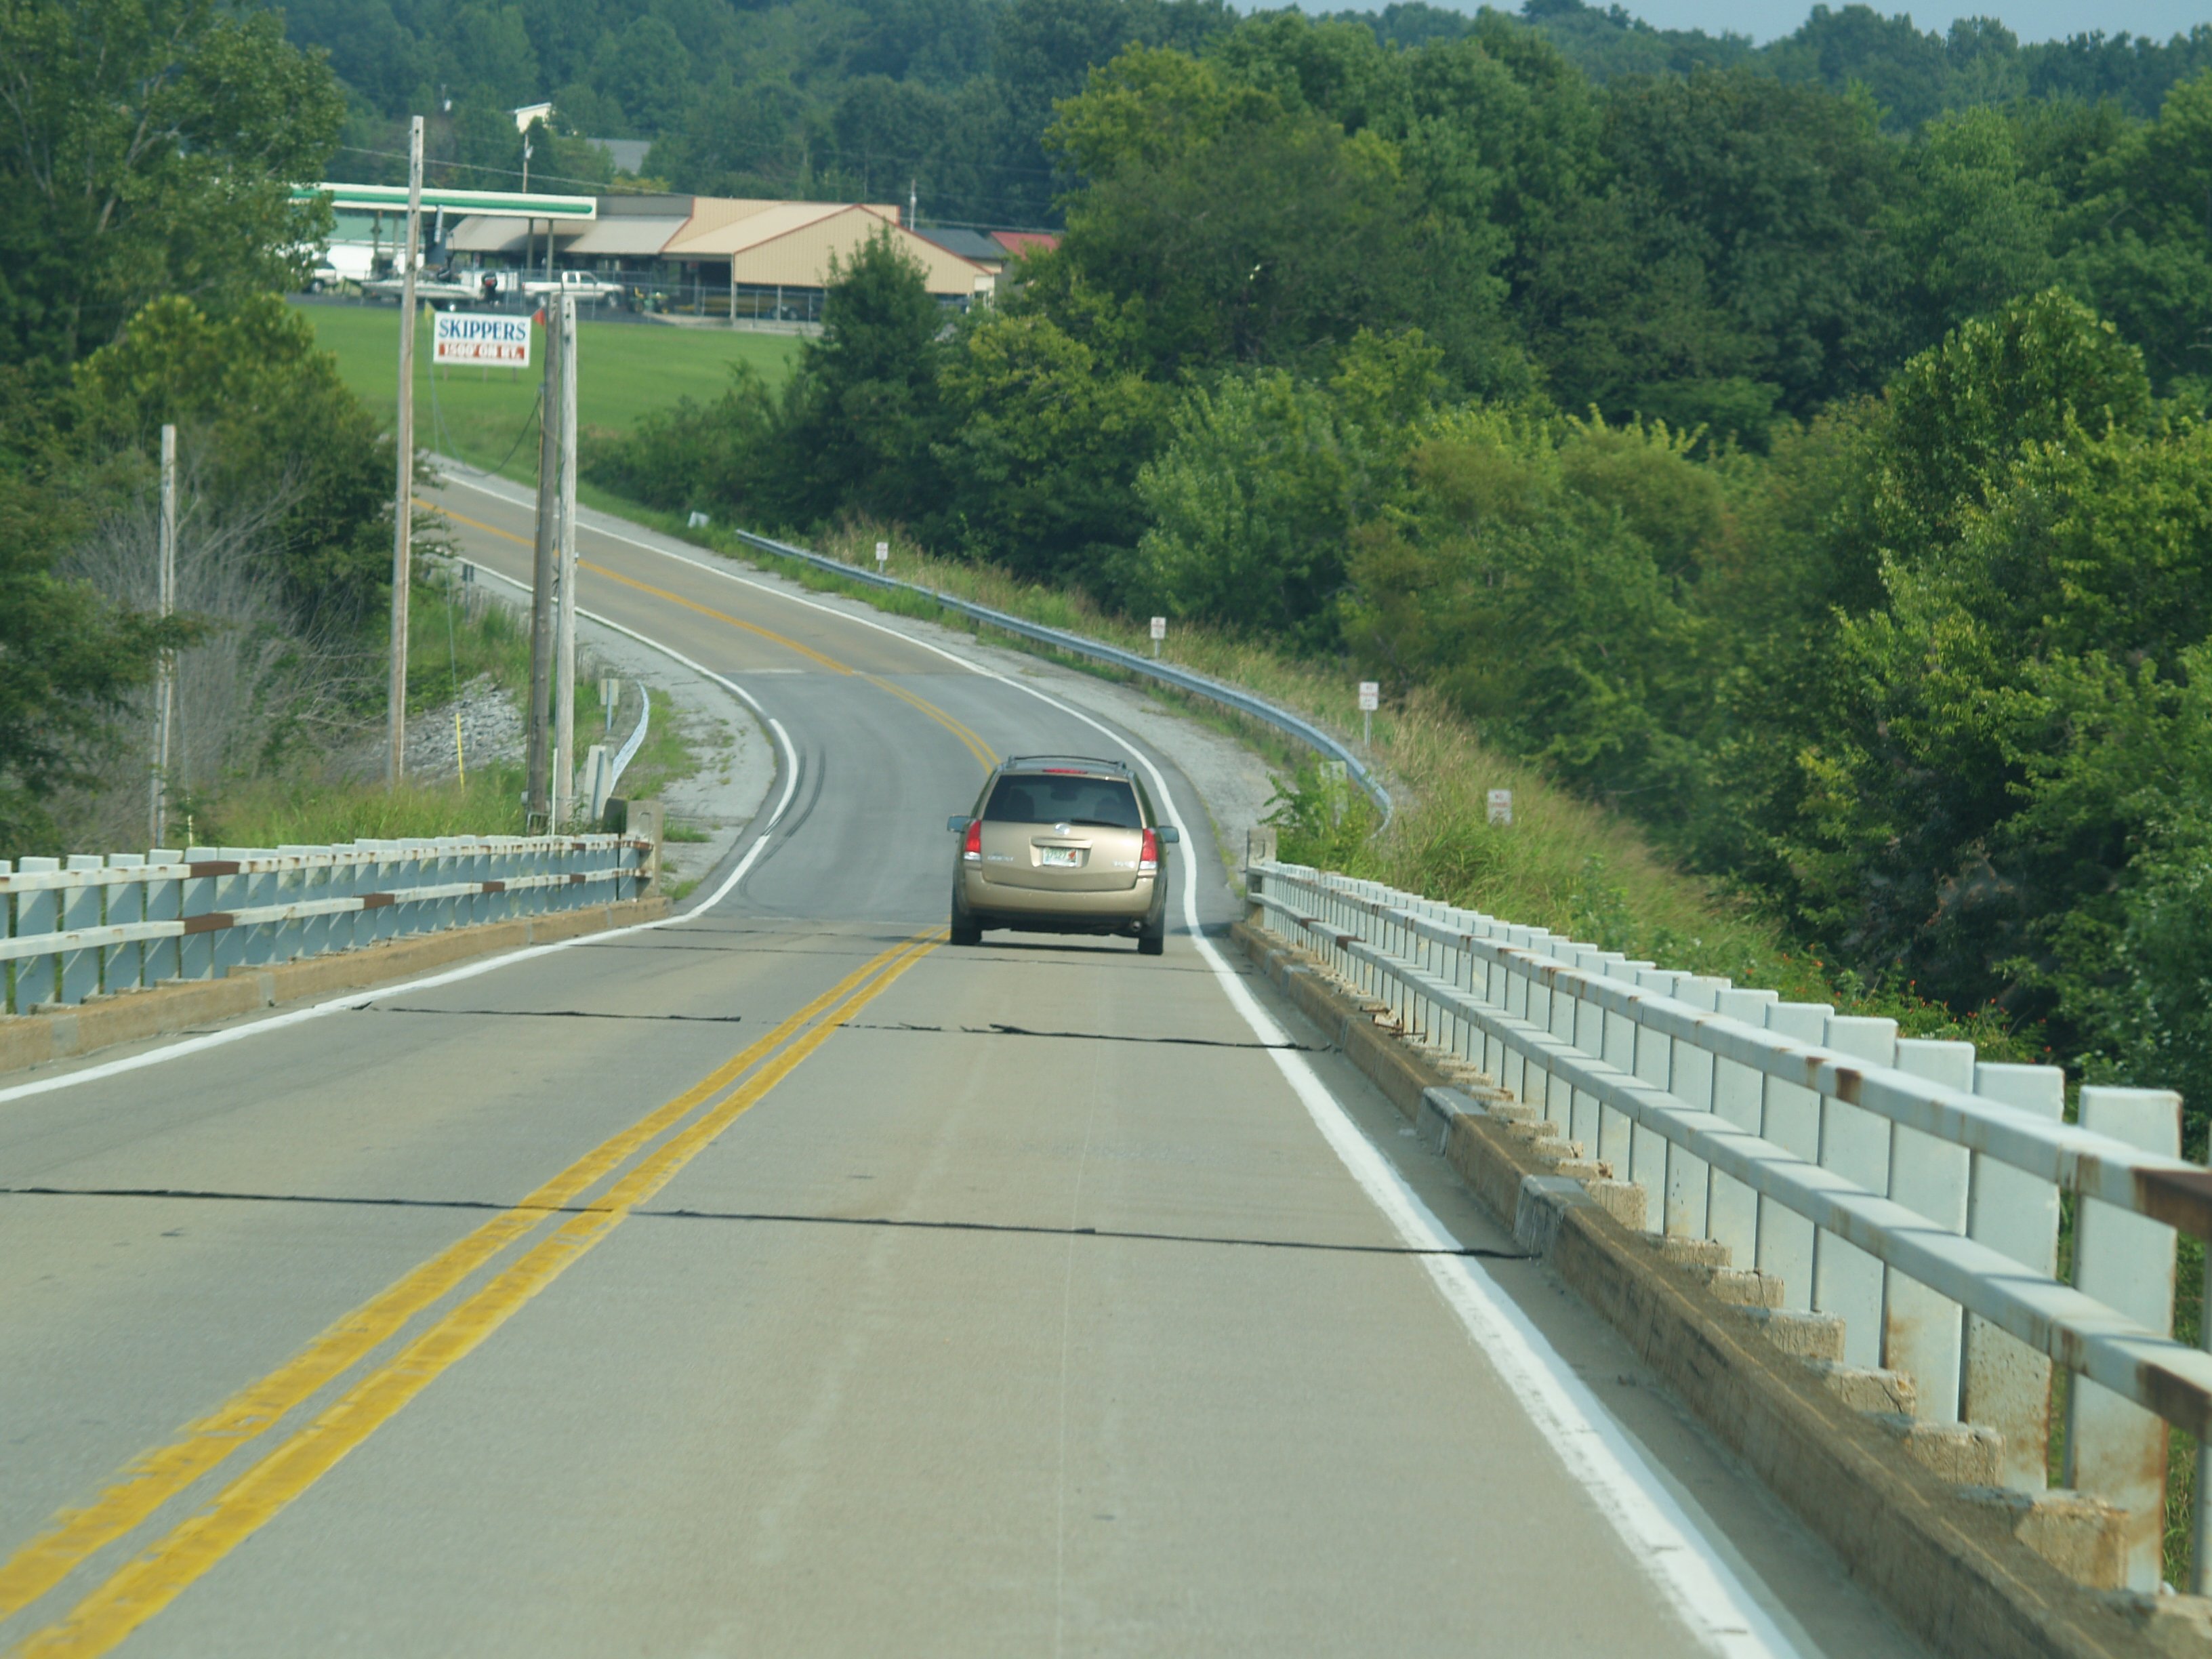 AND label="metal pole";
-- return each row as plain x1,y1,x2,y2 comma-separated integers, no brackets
150,424,176,845
386,113,424,790
525,303,559,824
552,294,579,827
